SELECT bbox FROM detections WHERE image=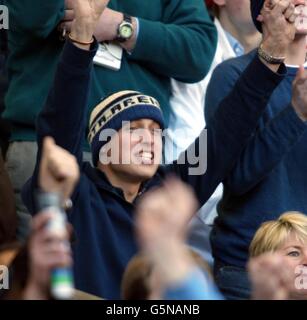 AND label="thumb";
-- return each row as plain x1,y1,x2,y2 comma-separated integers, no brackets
43,136,56,155
294,65,306,85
